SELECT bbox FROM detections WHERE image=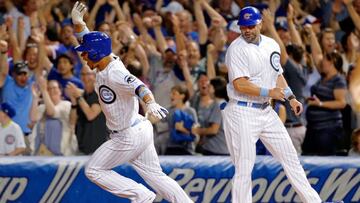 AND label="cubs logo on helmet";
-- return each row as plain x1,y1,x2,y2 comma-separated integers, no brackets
243,13,252,20
238,6,262,27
